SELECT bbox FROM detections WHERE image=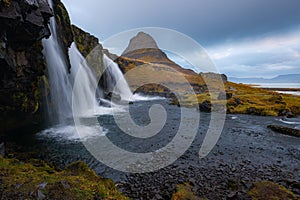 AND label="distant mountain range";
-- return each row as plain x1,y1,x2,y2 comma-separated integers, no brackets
229,74,300,83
